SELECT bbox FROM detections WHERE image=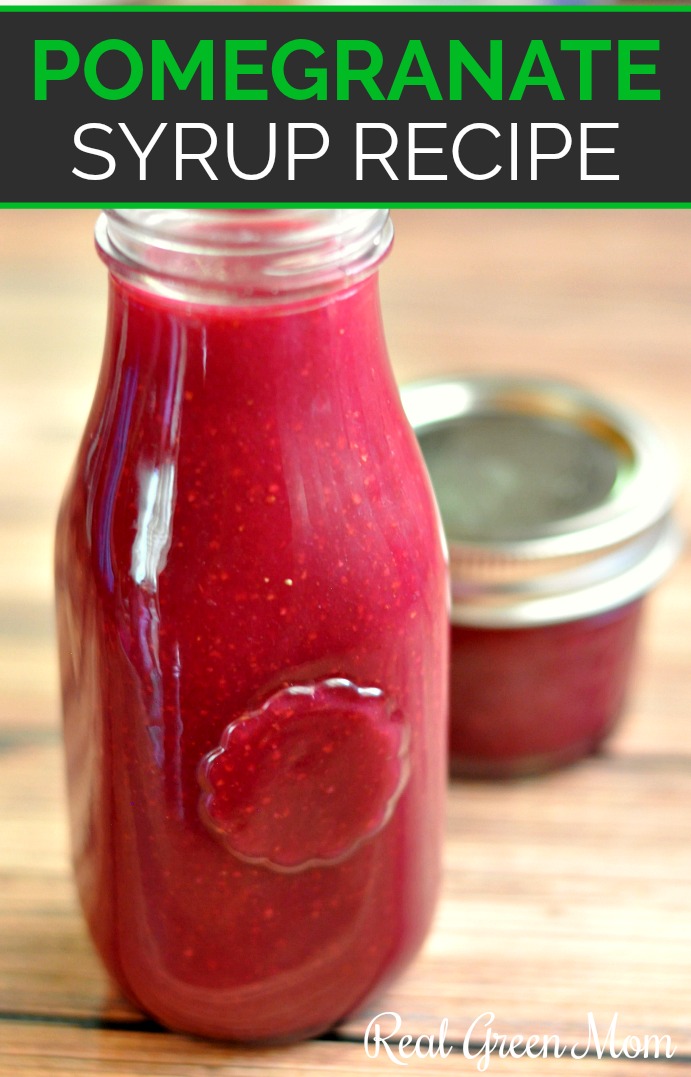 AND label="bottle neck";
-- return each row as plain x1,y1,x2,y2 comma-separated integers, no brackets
96,209,393,307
